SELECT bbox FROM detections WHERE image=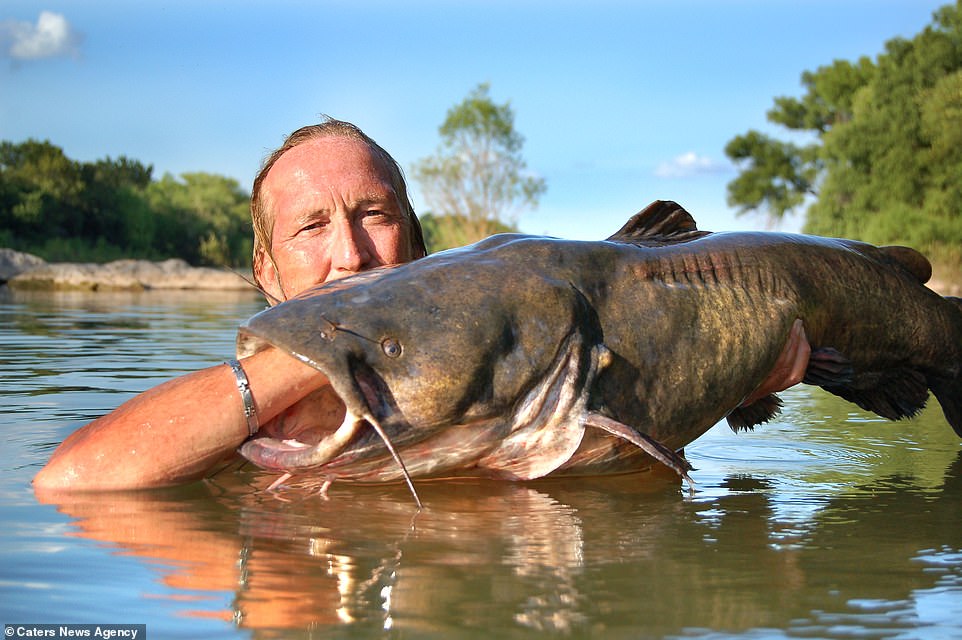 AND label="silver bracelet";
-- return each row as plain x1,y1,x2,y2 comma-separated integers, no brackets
226,359,259,437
